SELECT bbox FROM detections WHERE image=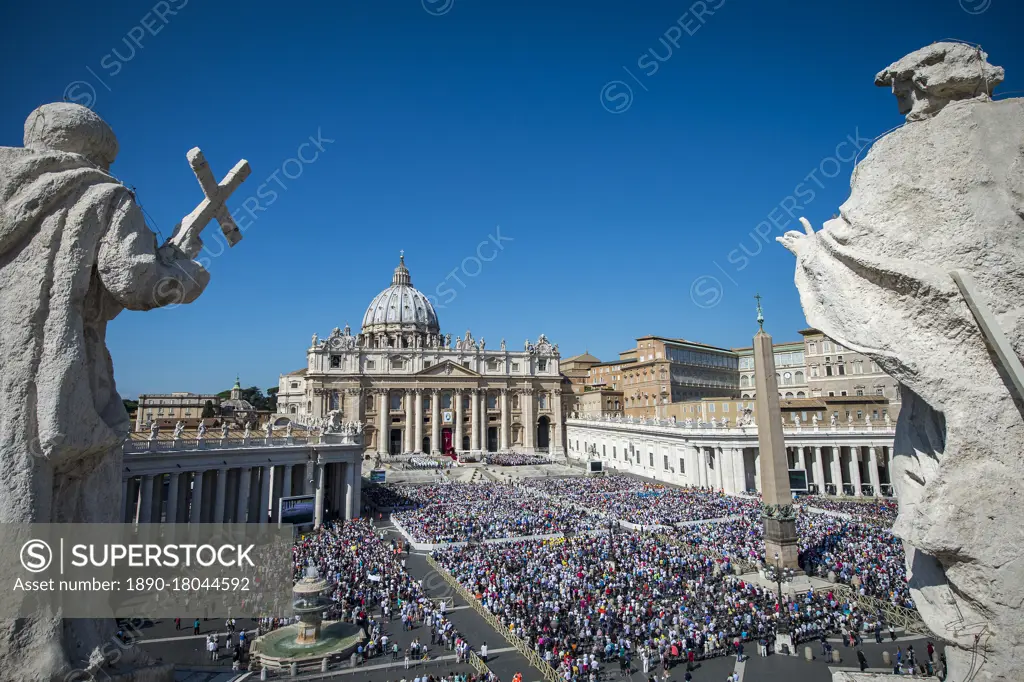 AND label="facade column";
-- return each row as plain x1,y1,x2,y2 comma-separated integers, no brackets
236,466,252,523
552,389,564,454
470,388,480,452
716,447,725,490
794,446,805,471
868,446,881,497
690,445,702,487
413,388,424,453
829,448,843,495
454,390,464,452
404,389,415,453
189,471,205,523
214,468,228,523
139,475,154,524
378,390,389,455
166,473,180,525
813,447,826,495
314,463,325,528
259,466,271,525
719,446,733,493
523,389,535,451
430,389,441,455
500,388,510,451
850,447,863,496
